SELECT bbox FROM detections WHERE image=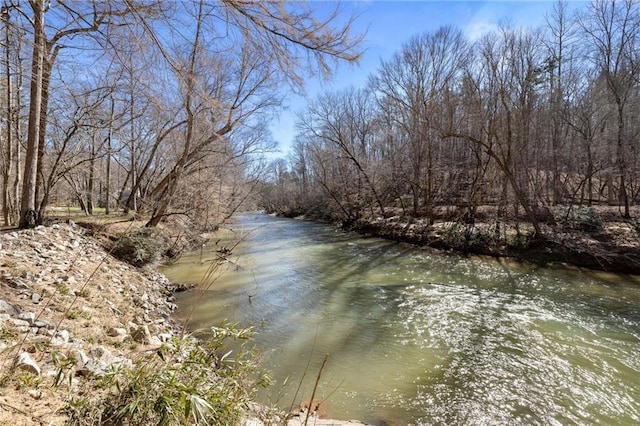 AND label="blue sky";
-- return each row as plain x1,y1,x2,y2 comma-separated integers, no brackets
268,0,588,159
